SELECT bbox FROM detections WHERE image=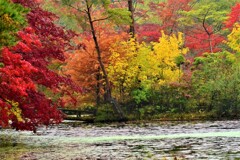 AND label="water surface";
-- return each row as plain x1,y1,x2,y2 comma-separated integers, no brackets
1,120,240,159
